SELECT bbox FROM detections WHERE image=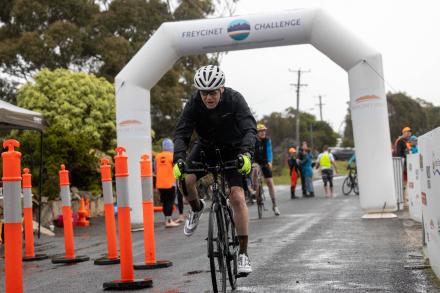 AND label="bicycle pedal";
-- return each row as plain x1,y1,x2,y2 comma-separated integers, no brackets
236,272,250,278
